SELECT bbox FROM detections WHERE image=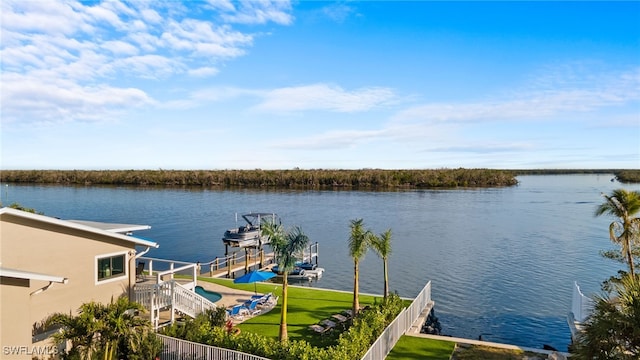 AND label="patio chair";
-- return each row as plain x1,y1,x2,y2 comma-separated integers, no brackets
135,262,145,282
